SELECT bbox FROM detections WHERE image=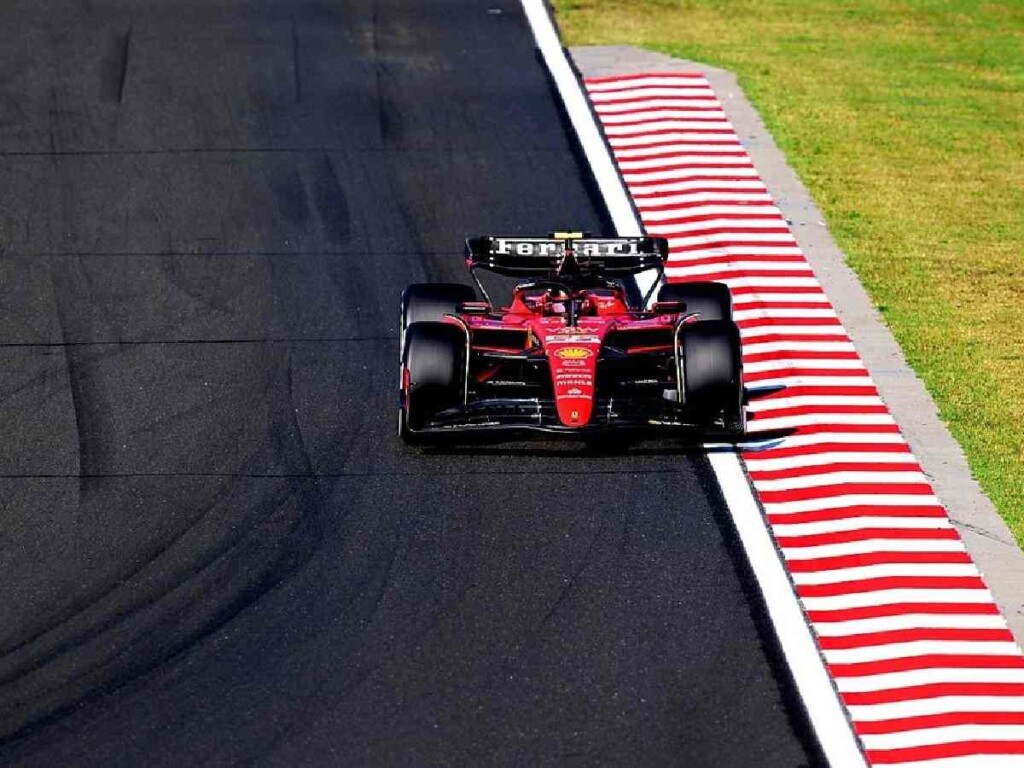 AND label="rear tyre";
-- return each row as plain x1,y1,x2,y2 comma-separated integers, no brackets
400,283,477,352
680,320,744,436
658,282,732,322
400,321,467,445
